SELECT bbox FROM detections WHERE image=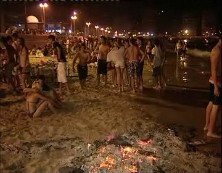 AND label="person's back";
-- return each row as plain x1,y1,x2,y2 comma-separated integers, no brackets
53,41,66,62
128,45,139,62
